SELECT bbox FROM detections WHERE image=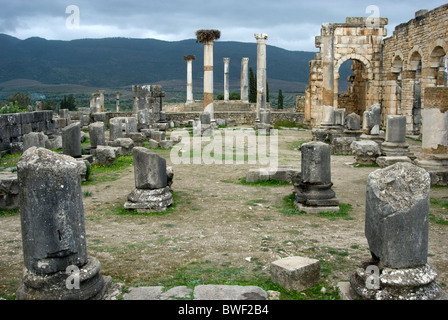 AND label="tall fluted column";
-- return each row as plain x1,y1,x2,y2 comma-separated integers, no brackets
241,57,249,103
183,55,196,104
255,33,268,120
196,29,221,121
223,58,230,102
